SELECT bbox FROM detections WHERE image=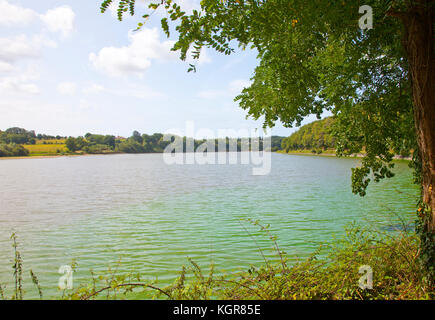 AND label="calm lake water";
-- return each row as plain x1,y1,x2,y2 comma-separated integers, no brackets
0,153,419,298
